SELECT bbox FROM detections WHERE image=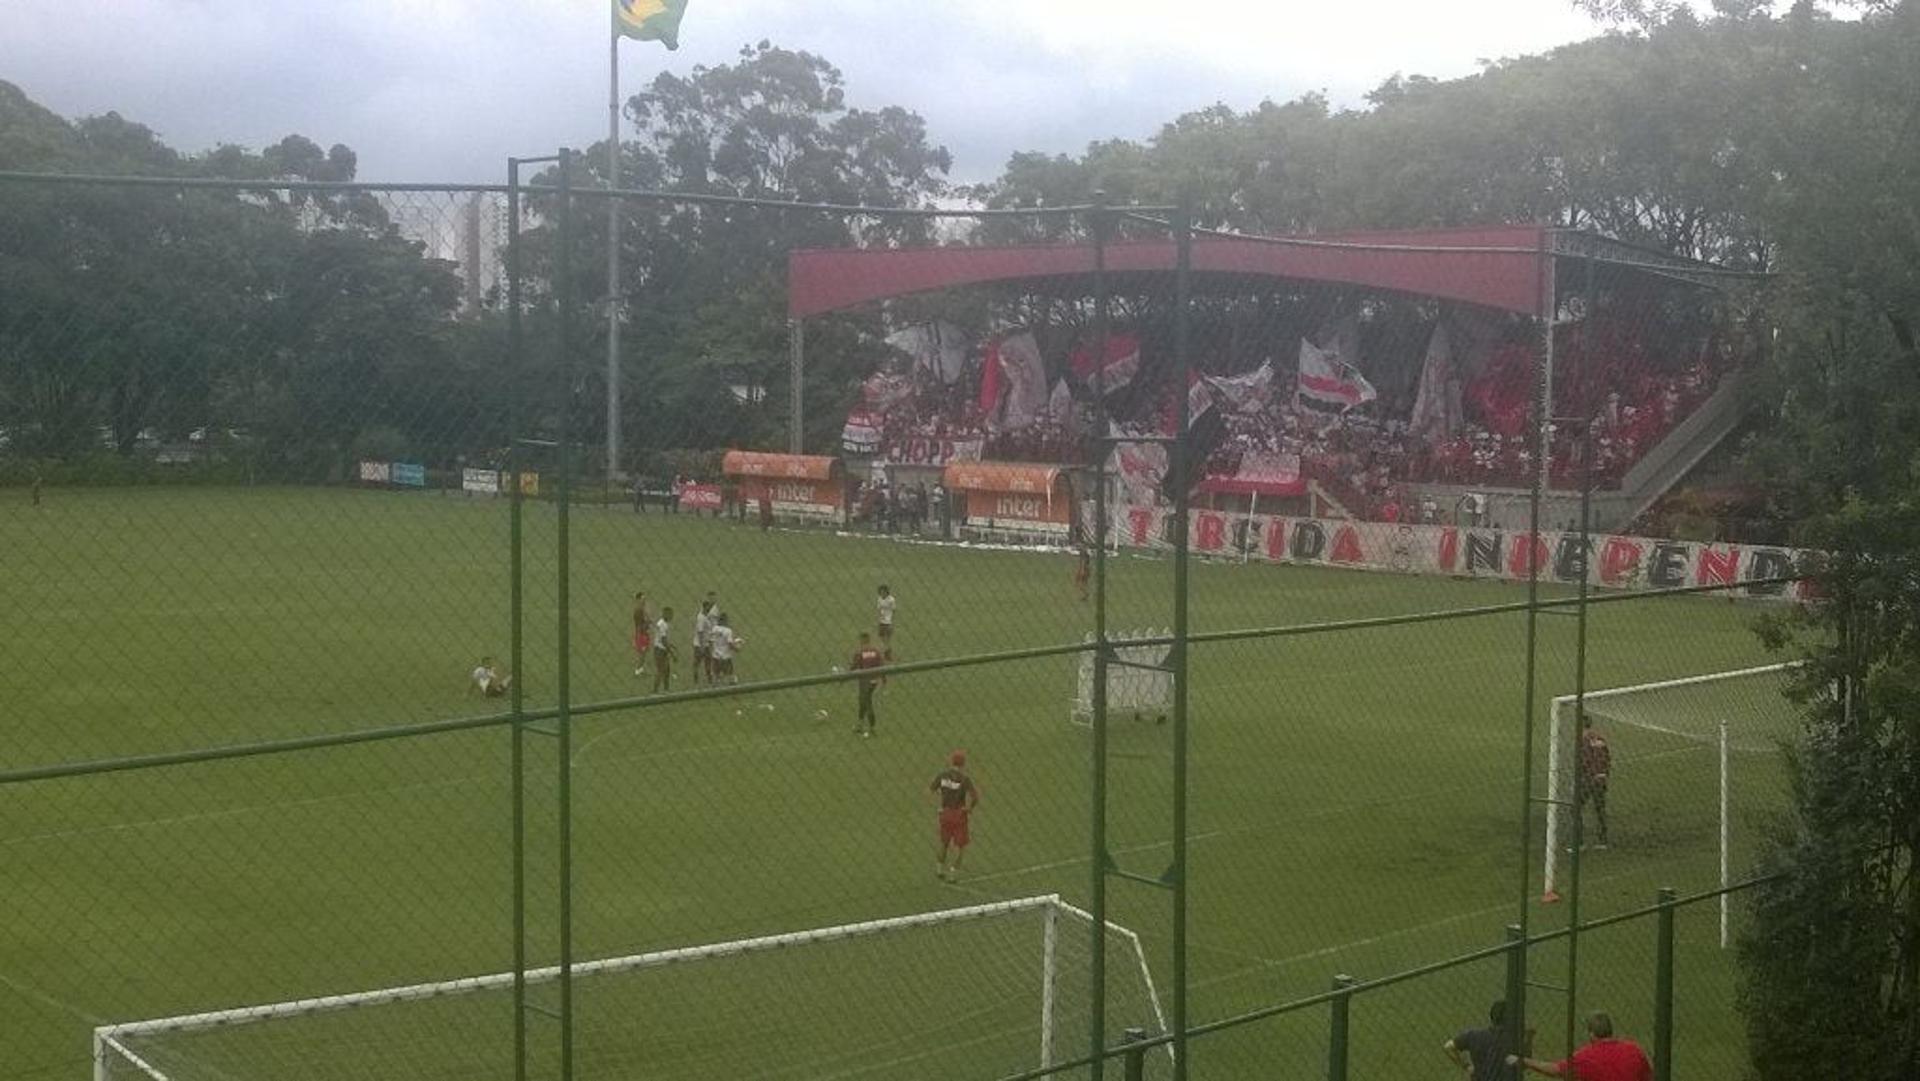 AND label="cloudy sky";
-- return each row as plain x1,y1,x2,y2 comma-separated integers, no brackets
3,0,1622,185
